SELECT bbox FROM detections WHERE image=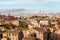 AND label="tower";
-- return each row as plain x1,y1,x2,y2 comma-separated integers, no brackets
0,12,1,15
7,13,11,21
8,13,10,16
0,13,2,19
